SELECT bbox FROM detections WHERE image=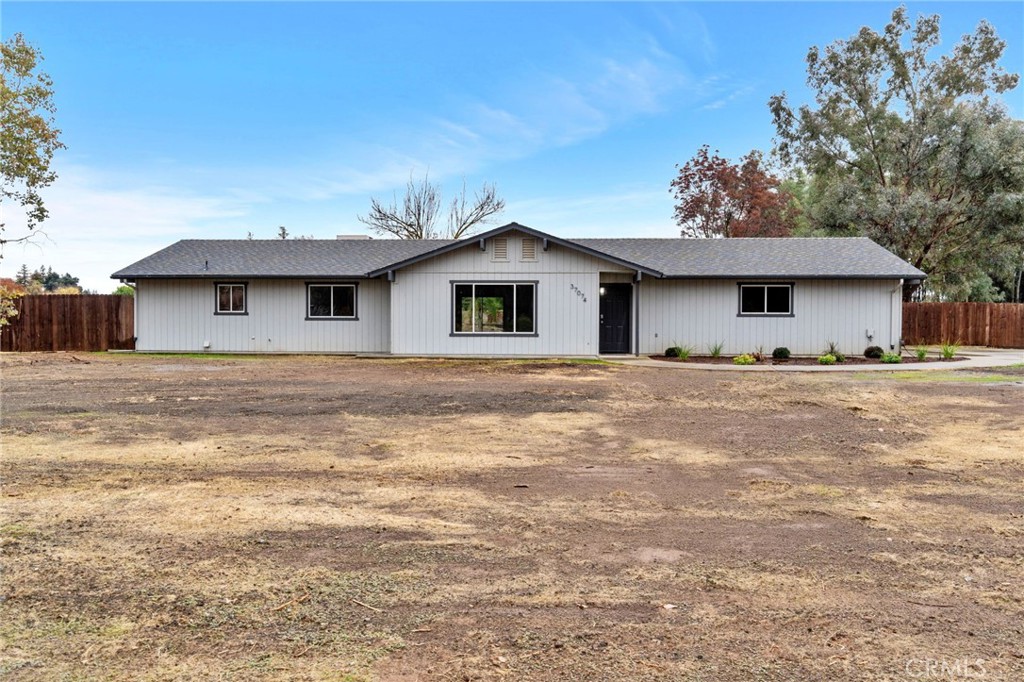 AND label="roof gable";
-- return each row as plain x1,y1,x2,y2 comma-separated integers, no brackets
365,222,663,277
